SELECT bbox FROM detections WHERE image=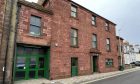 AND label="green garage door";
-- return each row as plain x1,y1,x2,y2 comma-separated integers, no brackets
14,46,50,80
